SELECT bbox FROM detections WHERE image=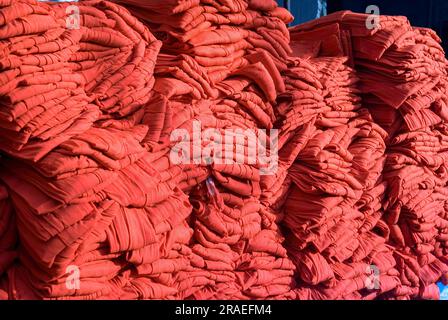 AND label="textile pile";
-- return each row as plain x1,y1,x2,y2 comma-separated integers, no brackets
0,0,297,299
114,0,293,84
0,1,446,300
277,54,398,299
0,0,180,299
290,11,448,299
133,0,297,300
